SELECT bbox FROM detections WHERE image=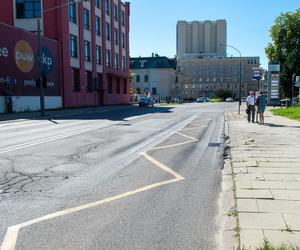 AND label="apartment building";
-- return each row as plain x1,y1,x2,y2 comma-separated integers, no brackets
177,20,227,58
0,0,130,108
176,57,260,99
